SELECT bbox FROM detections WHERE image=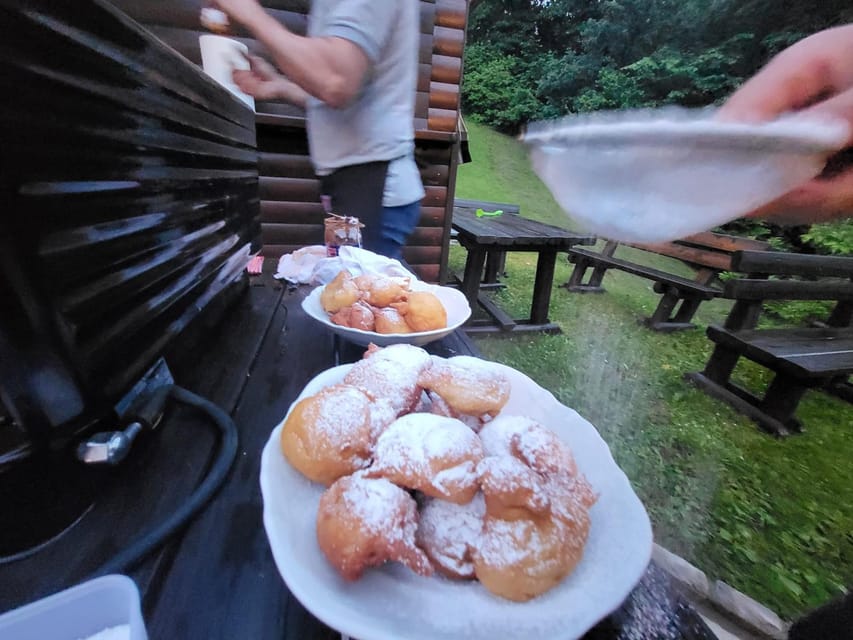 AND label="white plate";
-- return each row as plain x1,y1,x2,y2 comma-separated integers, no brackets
522,108,850,243
260,357,653,640
301,280,472,347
